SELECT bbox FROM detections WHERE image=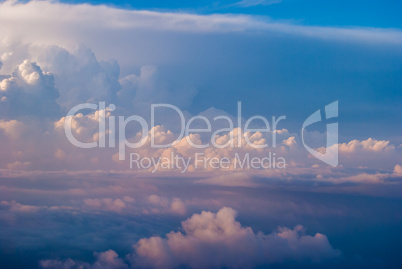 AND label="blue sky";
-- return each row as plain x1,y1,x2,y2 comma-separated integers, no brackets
60,0,402,28
39,0,401,144
0,0,400,165
0,1,401,268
